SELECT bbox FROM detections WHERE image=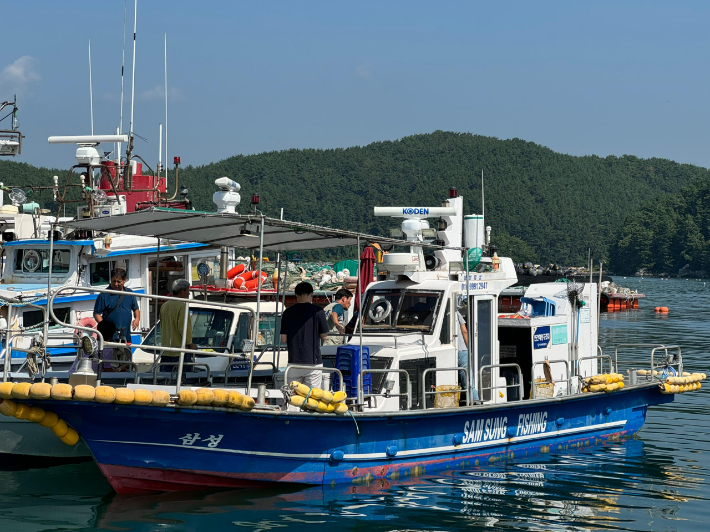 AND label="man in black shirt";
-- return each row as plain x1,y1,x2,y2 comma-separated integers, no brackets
280,282,328,389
